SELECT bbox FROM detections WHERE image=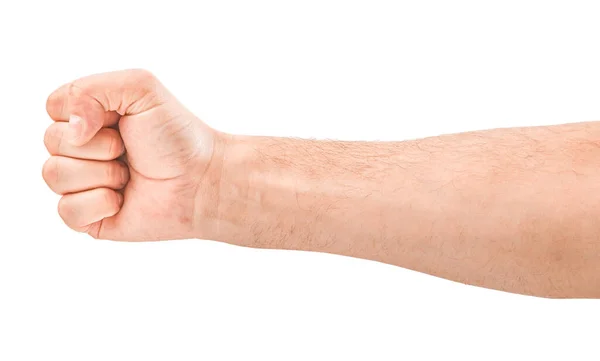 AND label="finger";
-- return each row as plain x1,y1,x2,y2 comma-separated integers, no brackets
42,156,129,195
45,82,121,145
45,69,173,146
45,83,121,147
58,188,123,233
44,122,125,161
45,87,121,126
